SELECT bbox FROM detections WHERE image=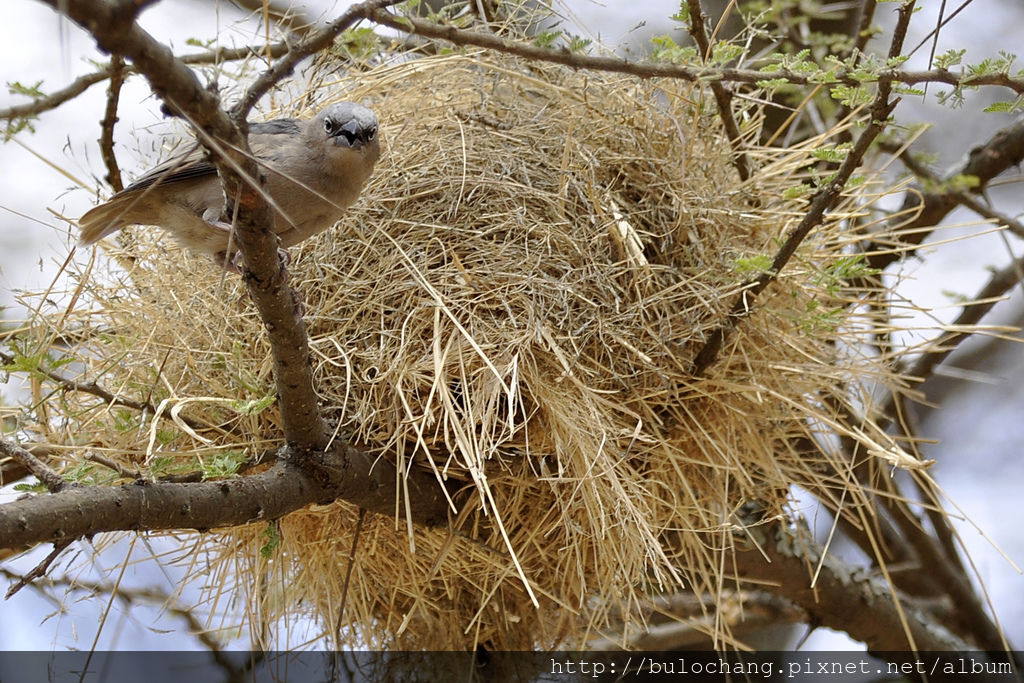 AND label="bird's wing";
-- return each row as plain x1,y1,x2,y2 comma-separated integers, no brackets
116,143,212,195
79,117,306,244
115,118,303,195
